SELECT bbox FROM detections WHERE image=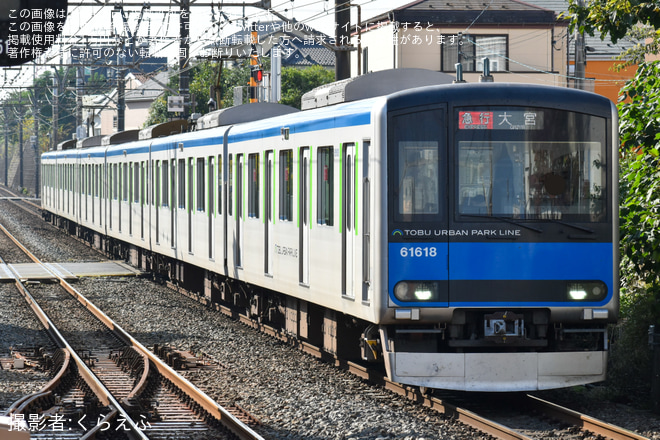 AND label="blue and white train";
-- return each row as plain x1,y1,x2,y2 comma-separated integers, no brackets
41,69,619,391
